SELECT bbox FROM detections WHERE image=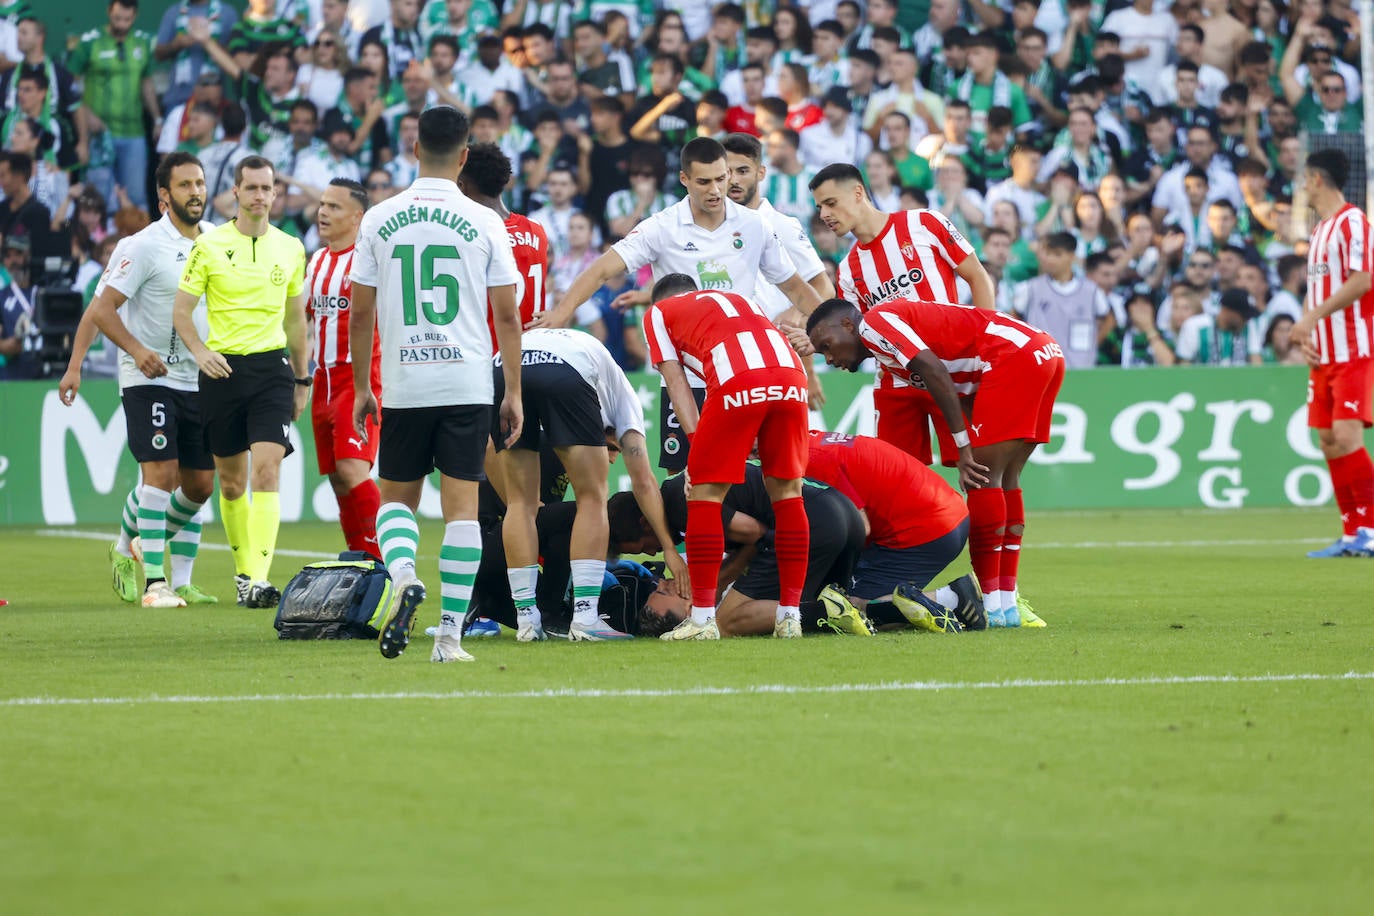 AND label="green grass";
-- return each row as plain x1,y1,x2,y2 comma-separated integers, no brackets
2,508,1373,915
